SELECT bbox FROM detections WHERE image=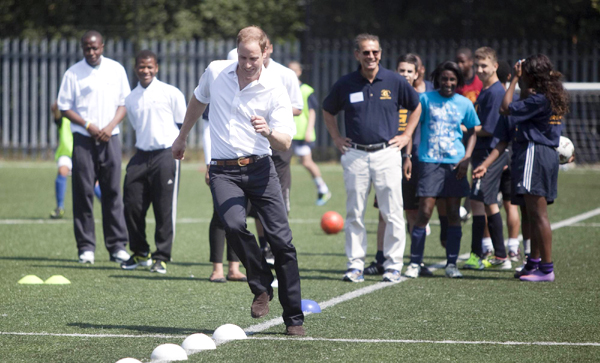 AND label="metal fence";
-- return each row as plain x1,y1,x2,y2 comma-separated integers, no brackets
1,37,599,162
